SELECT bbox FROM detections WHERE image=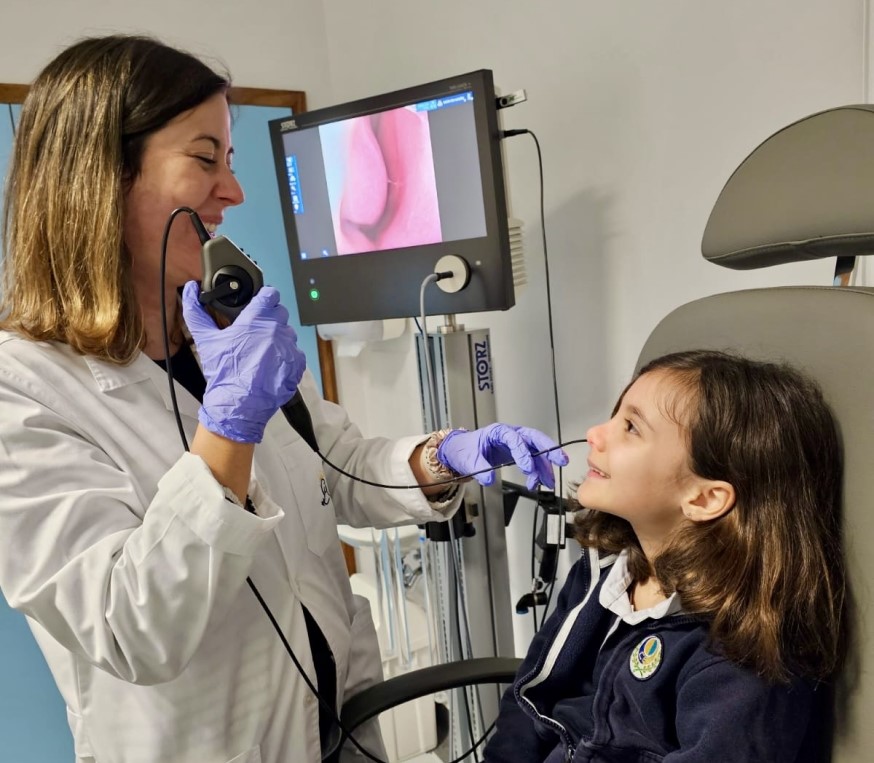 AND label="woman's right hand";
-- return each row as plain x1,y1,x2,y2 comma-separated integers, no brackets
181,281,307,443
